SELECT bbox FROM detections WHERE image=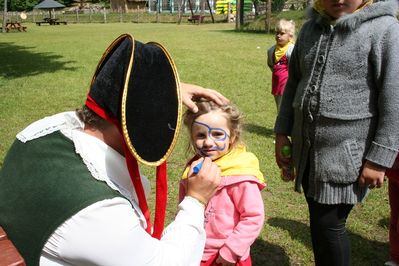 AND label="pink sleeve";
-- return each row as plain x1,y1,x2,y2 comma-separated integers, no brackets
219,182,265,262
